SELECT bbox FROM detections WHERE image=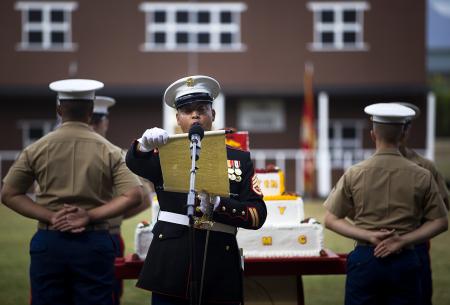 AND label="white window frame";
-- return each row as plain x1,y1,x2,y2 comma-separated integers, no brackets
307,1,370,52
329,119,365,150
328,119,366,168
17,119,55,148
15,1,78,51
139,2,247,52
